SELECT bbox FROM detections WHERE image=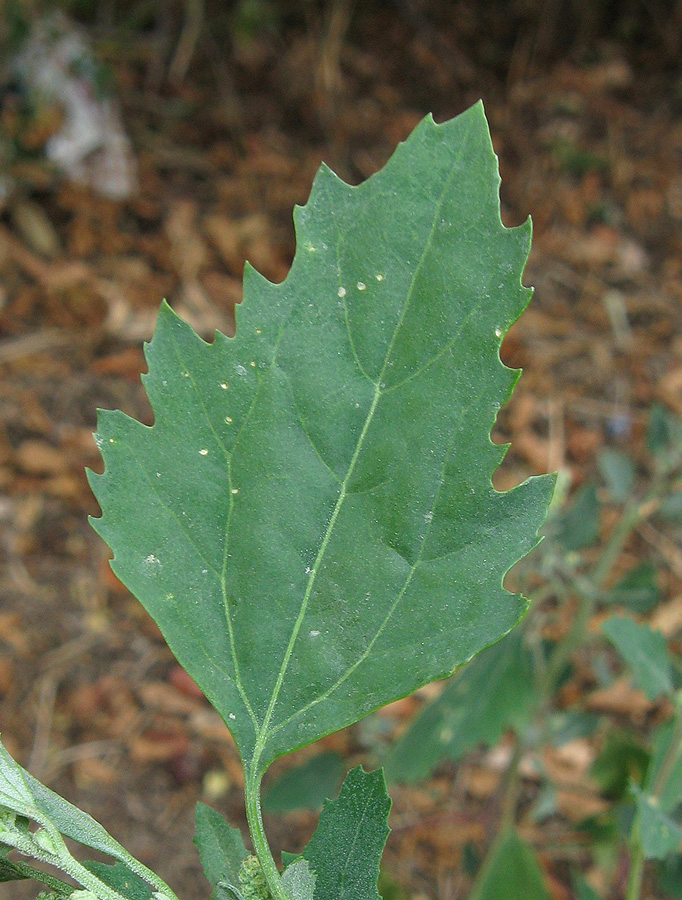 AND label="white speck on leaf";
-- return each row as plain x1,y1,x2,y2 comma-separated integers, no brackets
338,286,346,298
231,488,239,495
236,364,247,376
495,328,503,338
310,630,321,638
376,273,384,281
357,281,366,291
220,382,228,390
199,449,209,456
225,416,233,424
228,713,236,720
250,360,256,368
